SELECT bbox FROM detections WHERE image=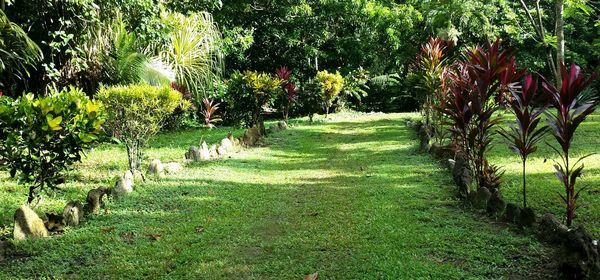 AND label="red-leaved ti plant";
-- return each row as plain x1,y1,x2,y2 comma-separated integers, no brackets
276,66,296,121
415,37,453,145
499,74,549,209
276,66,292,81
440,39,525,191
201,97,222,129
542,63,598,227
